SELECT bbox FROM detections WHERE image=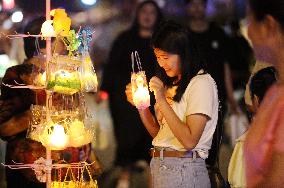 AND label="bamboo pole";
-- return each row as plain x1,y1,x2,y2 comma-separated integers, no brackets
45,0,52,188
